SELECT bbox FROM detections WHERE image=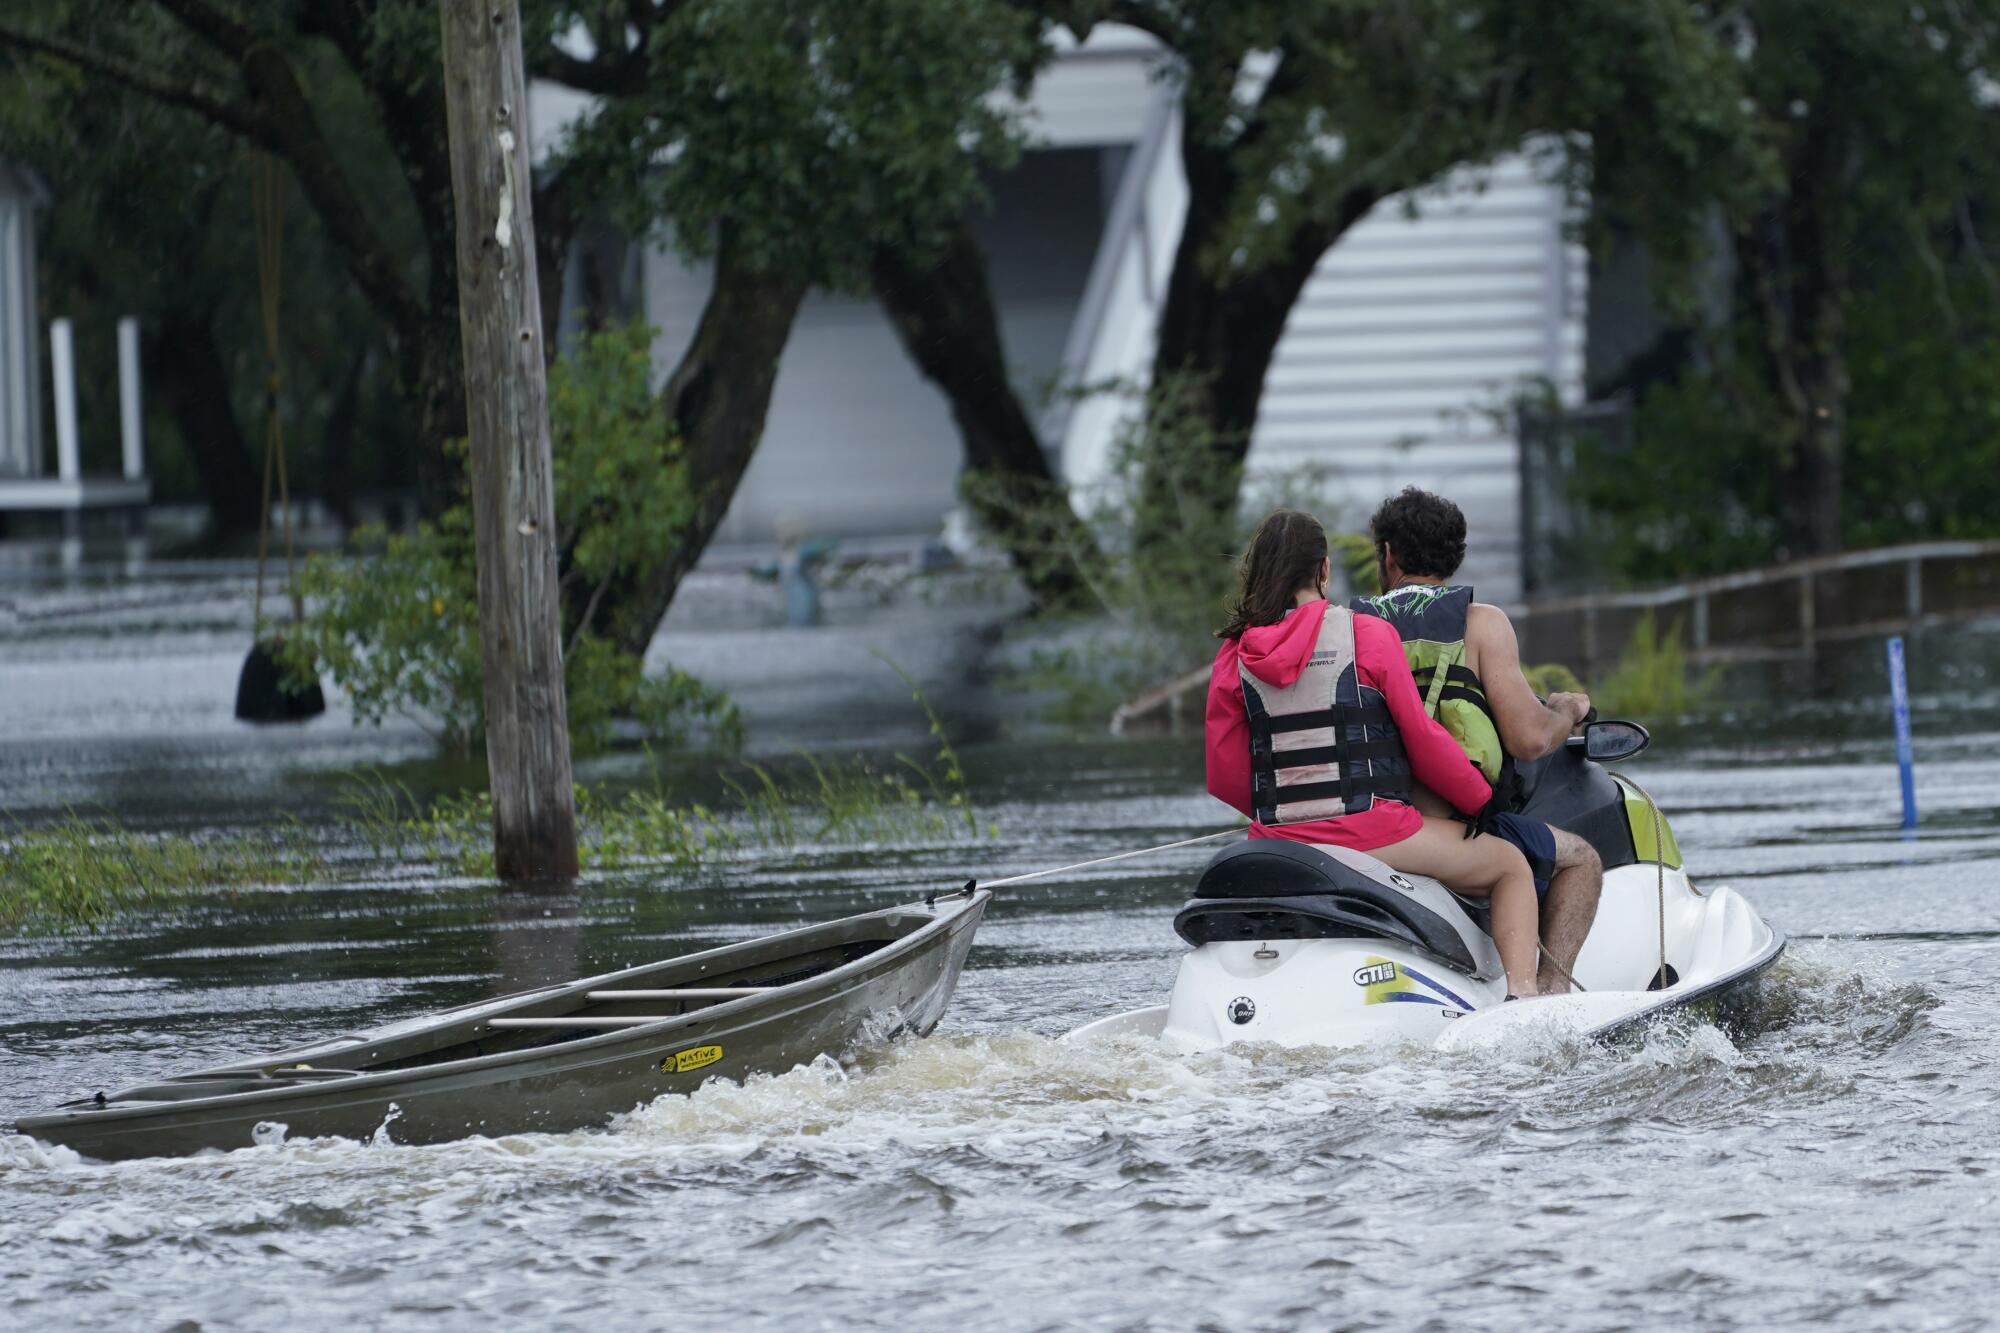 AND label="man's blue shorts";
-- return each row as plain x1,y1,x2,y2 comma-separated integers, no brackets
1490,813,1557,898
